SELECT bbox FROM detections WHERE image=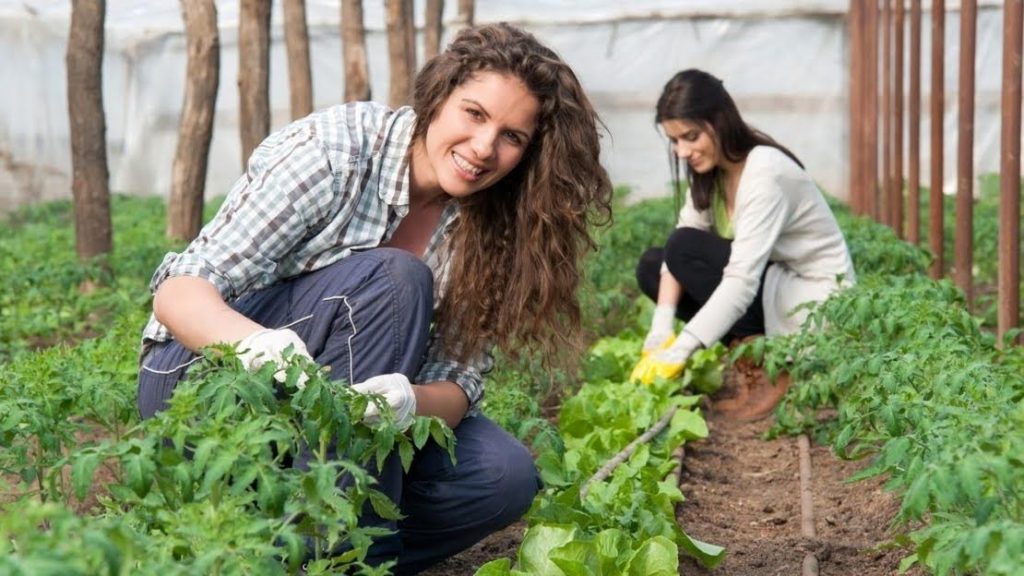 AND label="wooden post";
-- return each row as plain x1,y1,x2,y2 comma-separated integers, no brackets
893,0,905,238
929,0,945,279
341,0,370,102
386,0,415,107
867,1,880,221
455,0,474,31
66,0,112,265
238,0,271,168
881,0,892,227
849,0,865,214
425,0,444,60
168,0,219,242
998,0,1022,343
955,0,976,306
283,0,313,119
908,0,922,244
